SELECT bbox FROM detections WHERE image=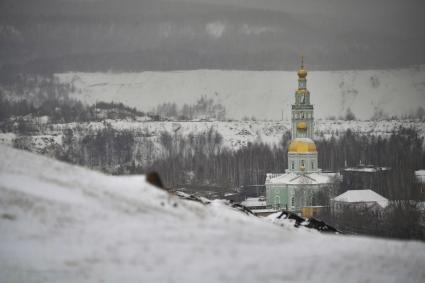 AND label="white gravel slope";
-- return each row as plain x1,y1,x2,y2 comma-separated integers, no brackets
56,66,425,120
